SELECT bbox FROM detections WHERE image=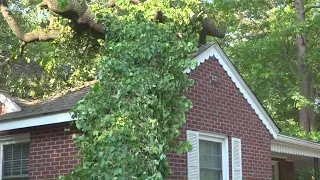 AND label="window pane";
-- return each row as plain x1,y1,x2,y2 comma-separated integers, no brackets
3,146,13,161
200,169,221,180
200,140,221,156
3,142,29,178
3,161,12,176
200,155,221,169
22,160,29,174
